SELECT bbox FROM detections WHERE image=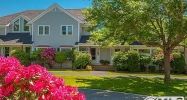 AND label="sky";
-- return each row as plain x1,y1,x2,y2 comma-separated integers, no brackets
0,0,92,17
